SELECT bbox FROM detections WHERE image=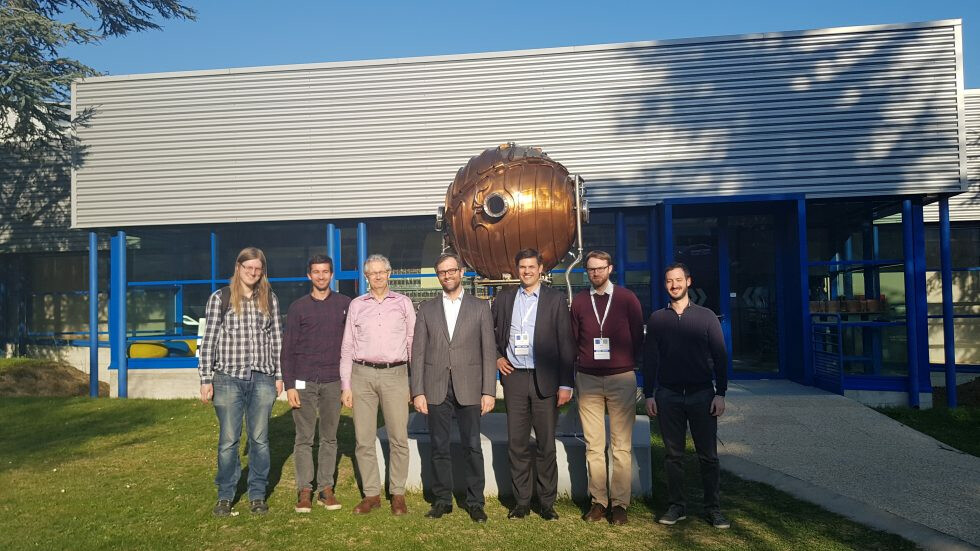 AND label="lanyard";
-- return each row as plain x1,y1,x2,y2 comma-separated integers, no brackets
518,291,536,332
591,288,613,337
